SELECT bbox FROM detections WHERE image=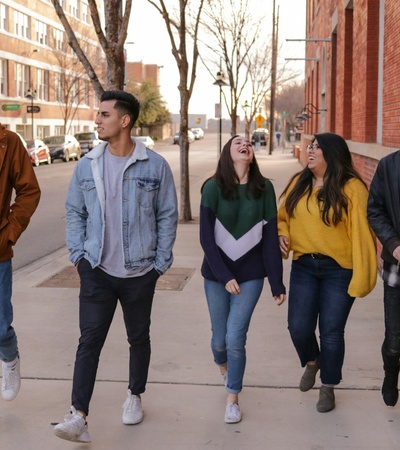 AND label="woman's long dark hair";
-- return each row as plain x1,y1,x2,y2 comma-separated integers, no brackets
201,135,266,199
280,132,366,225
